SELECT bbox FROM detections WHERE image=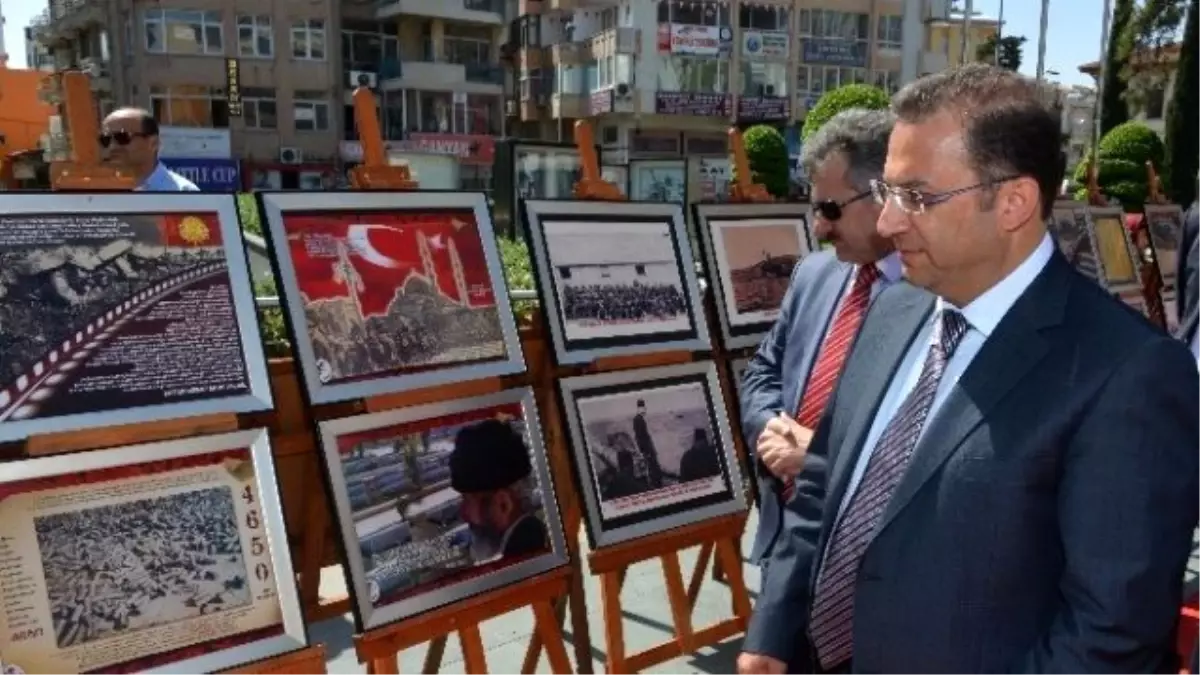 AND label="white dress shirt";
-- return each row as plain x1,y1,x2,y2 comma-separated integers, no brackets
834,234,1056,518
